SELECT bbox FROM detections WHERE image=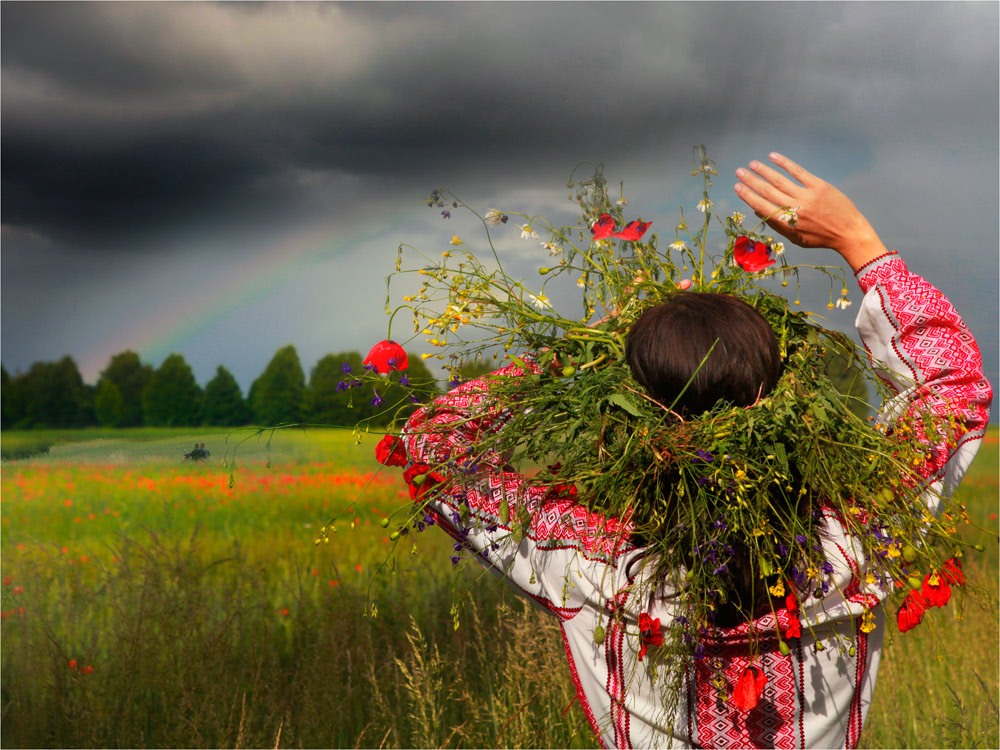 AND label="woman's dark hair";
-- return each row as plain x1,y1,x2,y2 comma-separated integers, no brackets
625,292,794,627
625,292,782,417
